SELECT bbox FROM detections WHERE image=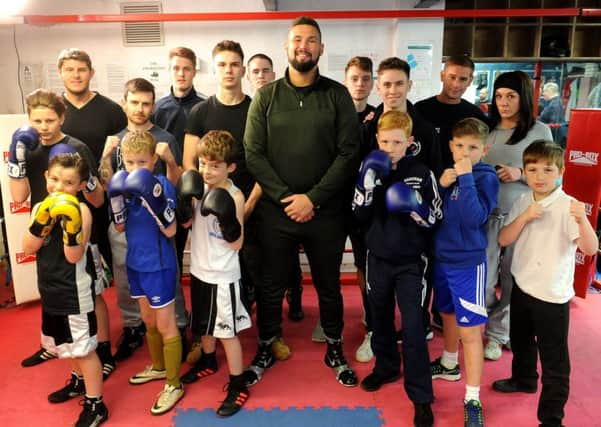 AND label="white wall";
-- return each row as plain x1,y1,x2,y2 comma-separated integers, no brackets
0,0,445,114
